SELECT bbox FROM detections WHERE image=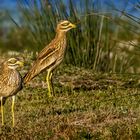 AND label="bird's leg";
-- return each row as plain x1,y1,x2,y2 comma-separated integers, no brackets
1,97,4,126
46,70,52,97
49,72,54,96
12,96,15,127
